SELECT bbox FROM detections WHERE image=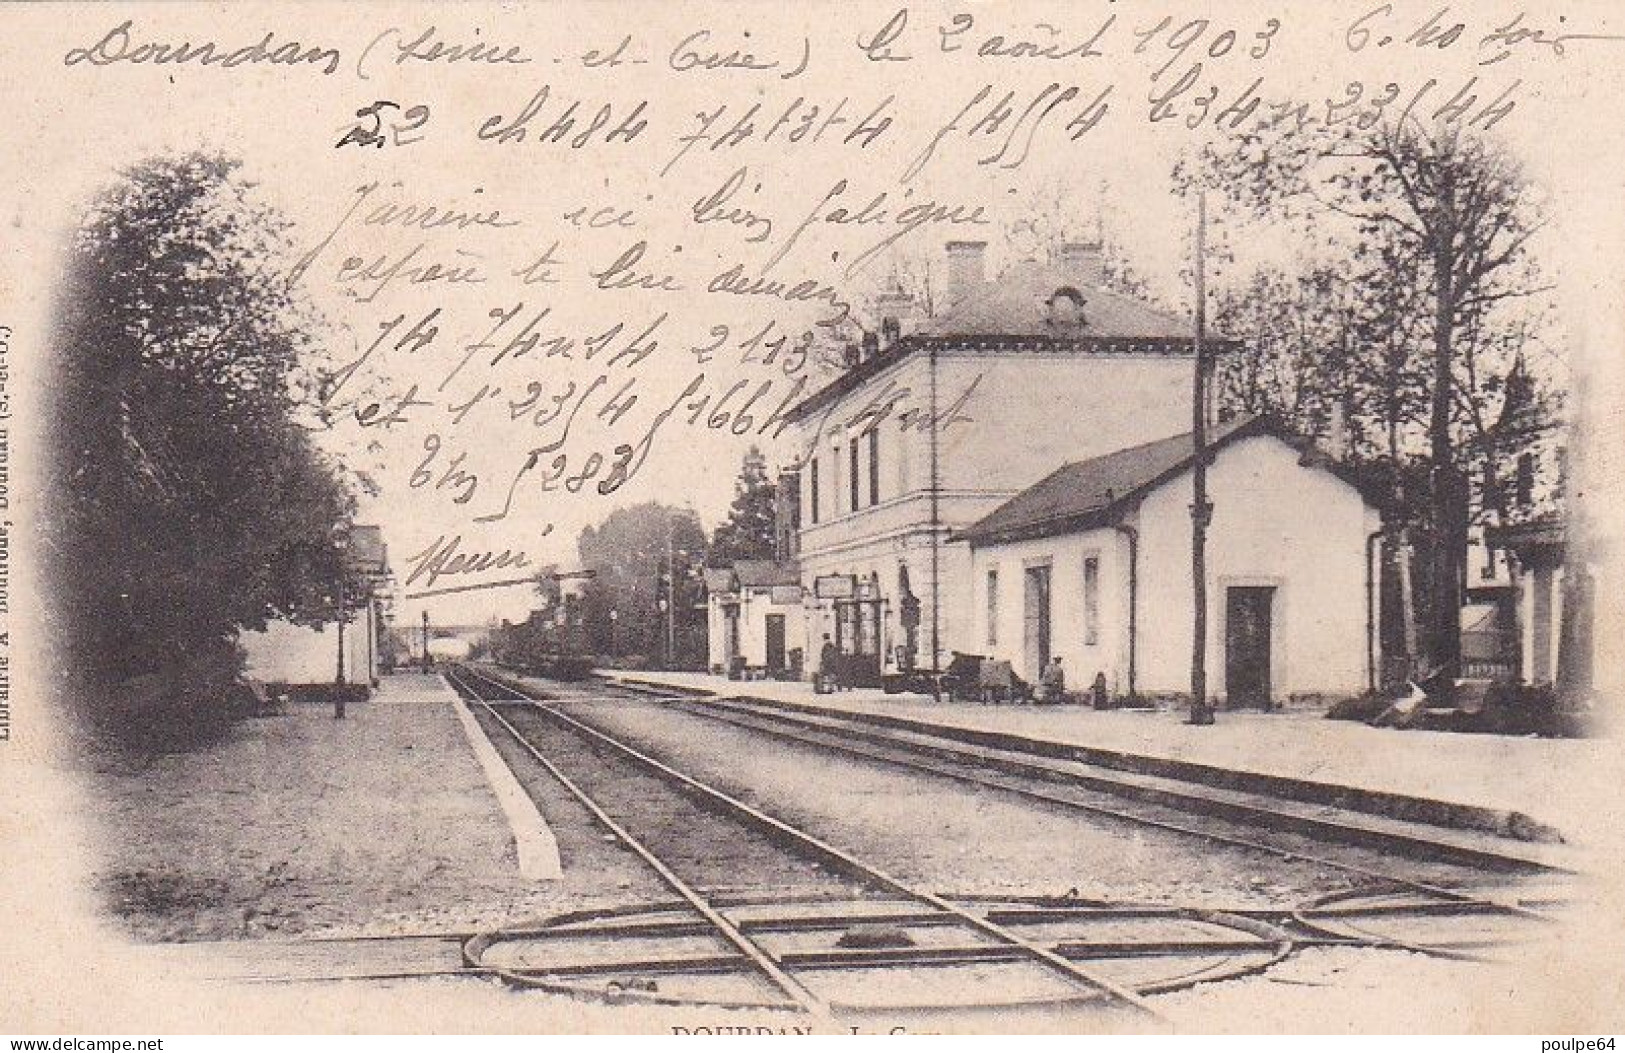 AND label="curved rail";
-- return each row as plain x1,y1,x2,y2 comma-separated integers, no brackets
446,667,829,1018
448,665,1162,1020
